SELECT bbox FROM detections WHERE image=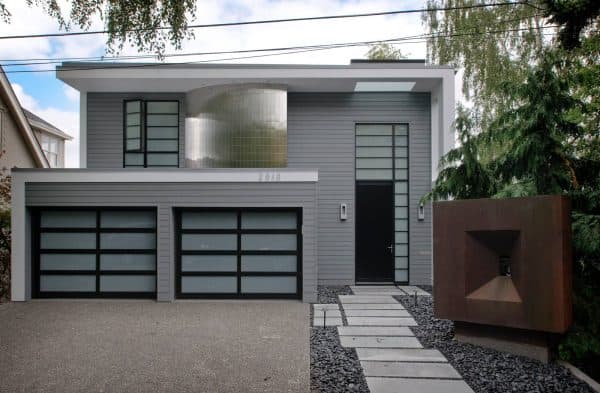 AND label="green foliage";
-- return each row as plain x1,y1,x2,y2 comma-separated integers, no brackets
425,106,496,201
365,43,406,60
422,0,550,129
0,0,197,56
488,52,582,195
543,0,600,49
425,3,599,377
